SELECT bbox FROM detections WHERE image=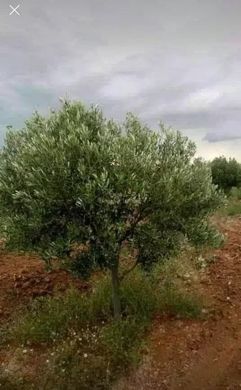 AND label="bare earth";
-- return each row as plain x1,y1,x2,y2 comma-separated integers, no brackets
1,217,241,389
0,251,88,323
